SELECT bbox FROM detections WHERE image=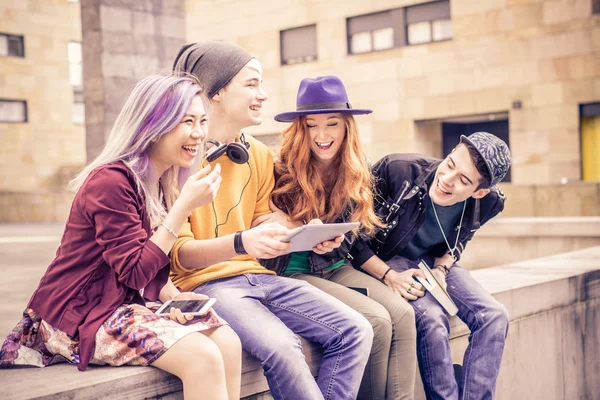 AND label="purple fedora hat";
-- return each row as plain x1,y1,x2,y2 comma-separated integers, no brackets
274,76,372,122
